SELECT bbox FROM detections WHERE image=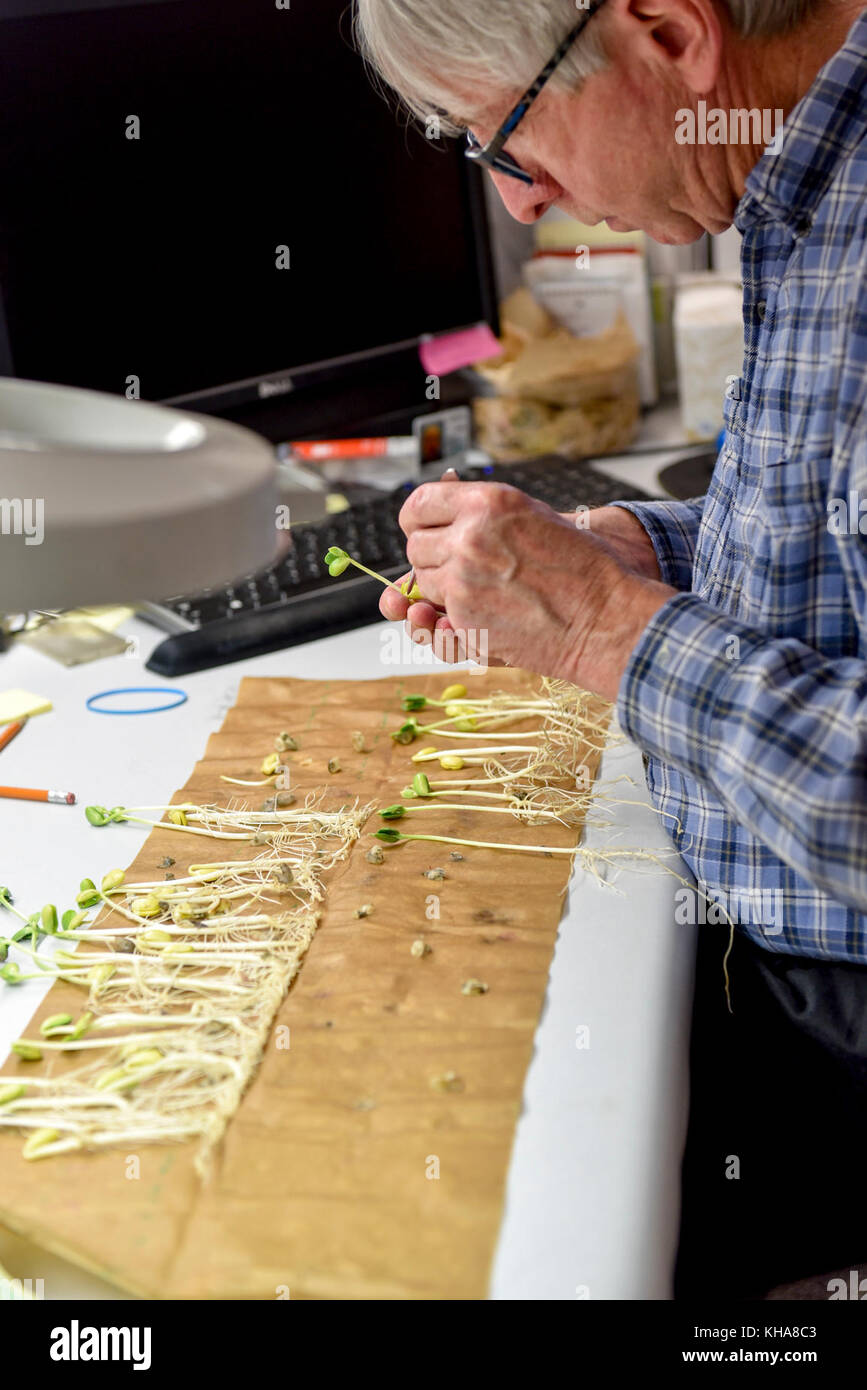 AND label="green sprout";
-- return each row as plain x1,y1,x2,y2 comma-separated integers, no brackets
323,547,421,599
85,805,129,828
391,720,419,745
373,827,579,856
